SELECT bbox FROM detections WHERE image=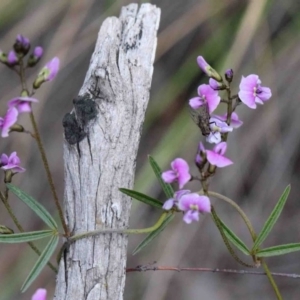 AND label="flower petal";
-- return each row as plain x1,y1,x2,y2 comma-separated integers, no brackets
163,199,174,210
189,97,203,109
258,87,272,101
32,288,47,300
206,150,233,167
161,170,177,183
238,91,256,109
